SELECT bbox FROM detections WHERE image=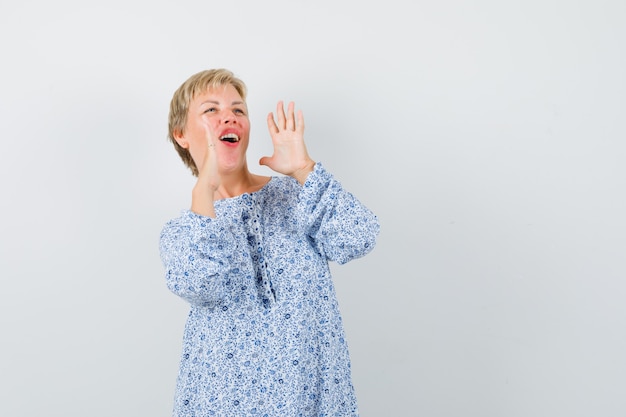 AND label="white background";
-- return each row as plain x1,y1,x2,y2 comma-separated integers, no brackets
1,0,625,416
